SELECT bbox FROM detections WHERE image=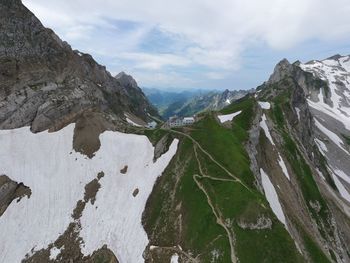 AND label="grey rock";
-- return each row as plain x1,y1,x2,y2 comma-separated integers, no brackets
0,0,158,132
